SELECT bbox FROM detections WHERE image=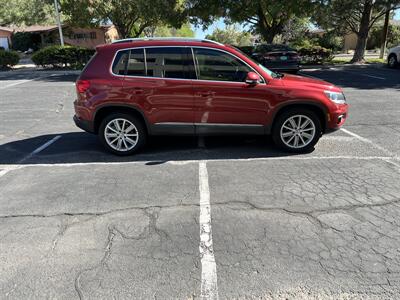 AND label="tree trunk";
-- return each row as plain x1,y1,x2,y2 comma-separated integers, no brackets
351,0,373,63
258,26,275,43
379,6,390,59
114,22,129,39
257,19,281,43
